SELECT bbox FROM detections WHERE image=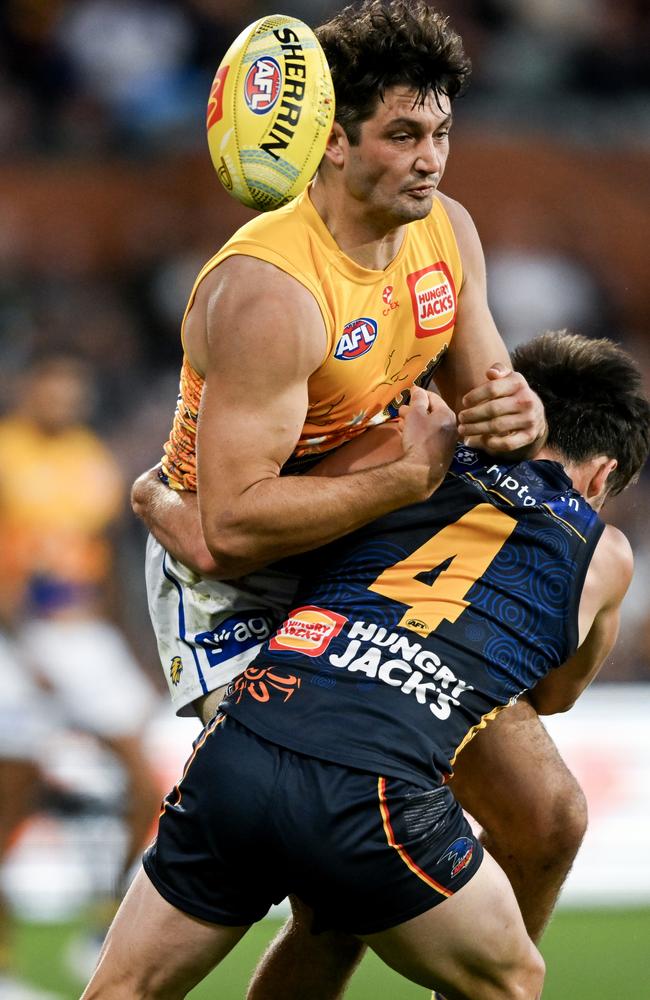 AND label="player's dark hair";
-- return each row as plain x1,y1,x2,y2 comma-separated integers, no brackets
512,331,650,496
316,0,471,143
